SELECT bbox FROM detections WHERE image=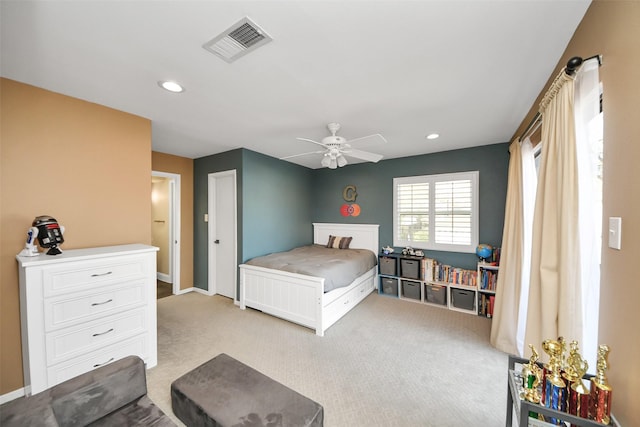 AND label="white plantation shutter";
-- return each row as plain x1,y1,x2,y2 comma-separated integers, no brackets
396,181,429,244
435,179,472,245
394,172,478,252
